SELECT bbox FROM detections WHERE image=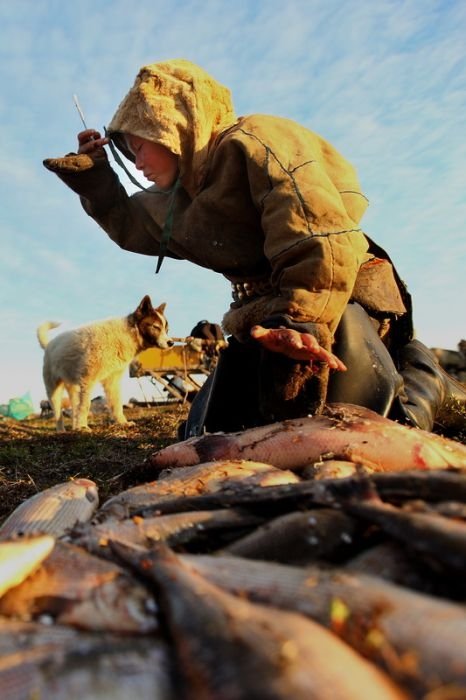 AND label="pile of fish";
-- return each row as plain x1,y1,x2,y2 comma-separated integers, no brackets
1,403,466,699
